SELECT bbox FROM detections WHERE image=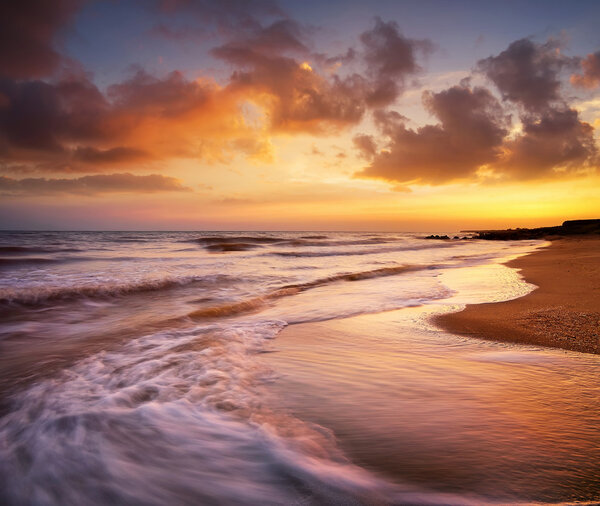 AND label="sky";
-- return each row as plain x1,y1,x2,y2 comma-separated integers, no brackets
0,0,599,231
